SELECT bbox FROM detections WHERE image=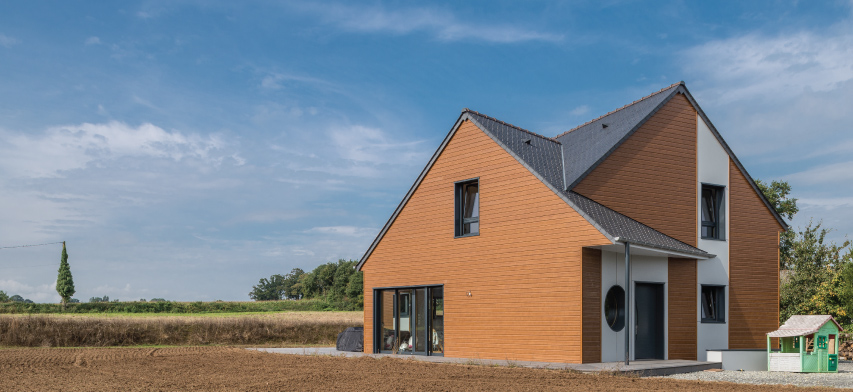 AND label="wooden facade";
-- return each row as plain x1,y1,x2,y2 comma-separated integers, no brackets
582,247,602,363
573,94,698,247
729,159,785,349
360,84,784,364
668,258,698,360
362,119,610,363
